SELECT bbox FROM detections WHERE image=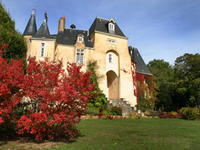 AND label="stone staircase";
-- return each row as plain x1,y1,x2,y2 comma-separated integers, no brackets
108,98,142,117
